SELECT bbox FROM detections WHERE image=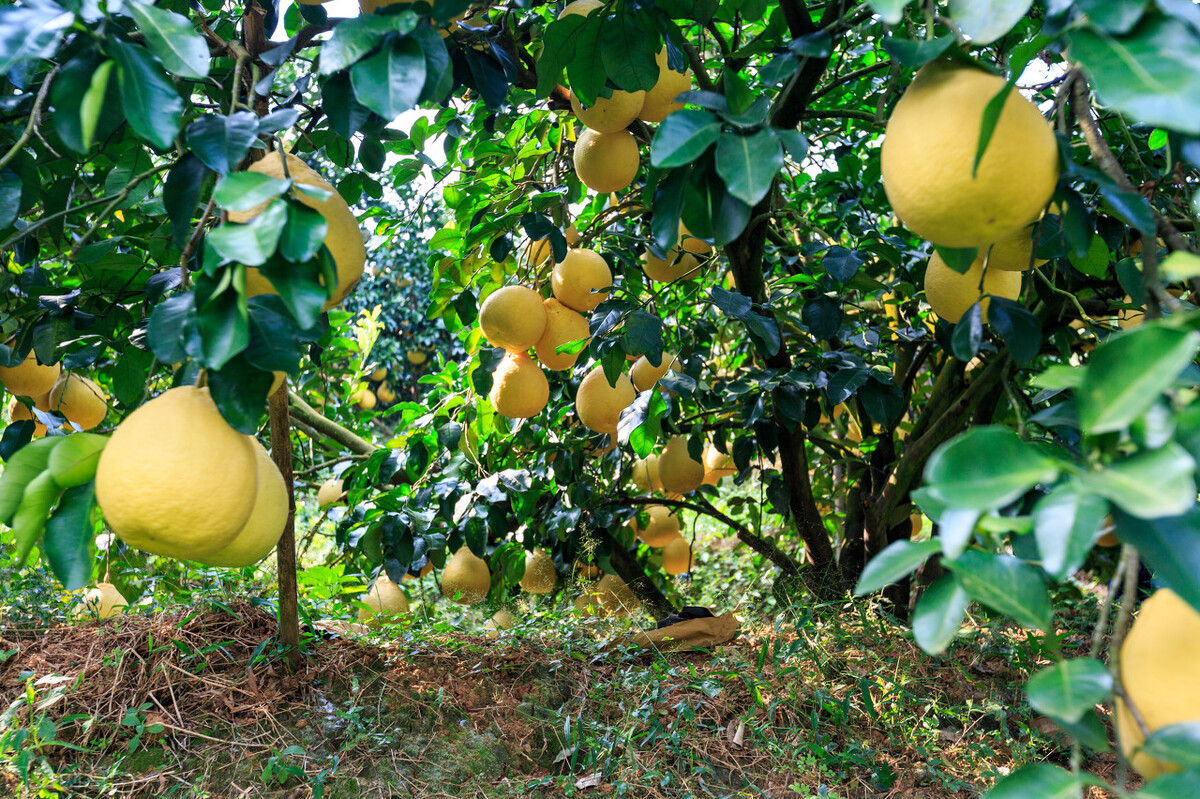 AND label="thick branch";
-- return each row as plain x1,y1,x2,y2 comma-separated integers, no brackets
607,542,676,620
287,390,376,455
269,382,303,669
